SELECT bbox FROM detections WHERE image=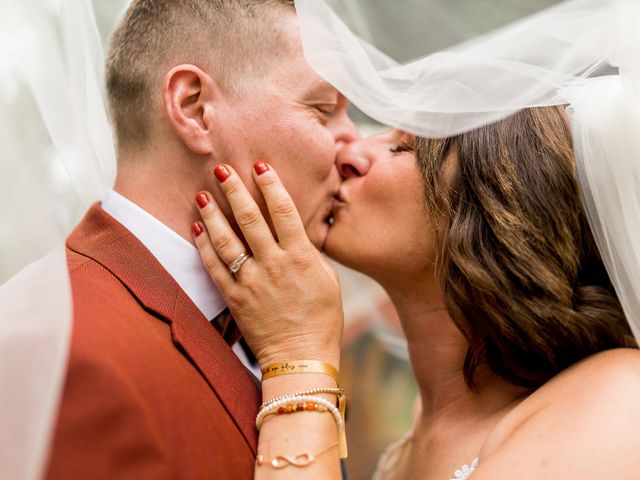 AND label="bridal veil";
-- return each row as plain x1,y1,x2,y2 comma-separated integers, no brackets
1,0,639,477
0,0,114,478
295,0,640,340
